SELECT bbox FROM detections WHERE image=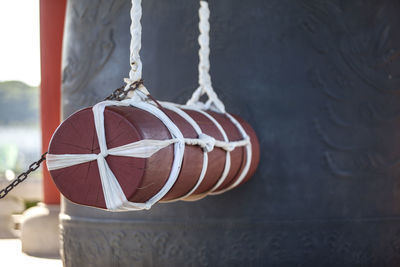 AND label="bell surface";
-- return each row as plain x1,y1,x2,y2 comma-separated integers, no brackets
60,0,400,266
